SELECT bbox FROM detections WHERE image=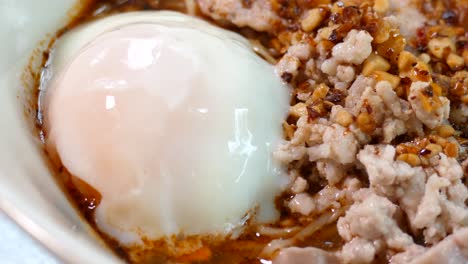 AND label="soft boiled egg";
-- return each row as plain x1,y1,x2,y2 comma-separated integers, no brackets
42,11,289,246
